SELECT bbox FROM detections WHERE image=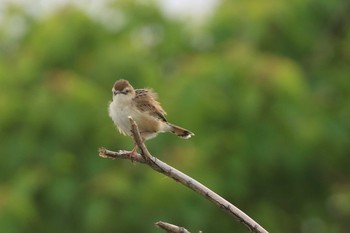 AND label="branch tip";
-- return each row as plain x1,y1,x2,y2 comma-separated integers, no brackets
155,221,191,233
98,147,108,158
